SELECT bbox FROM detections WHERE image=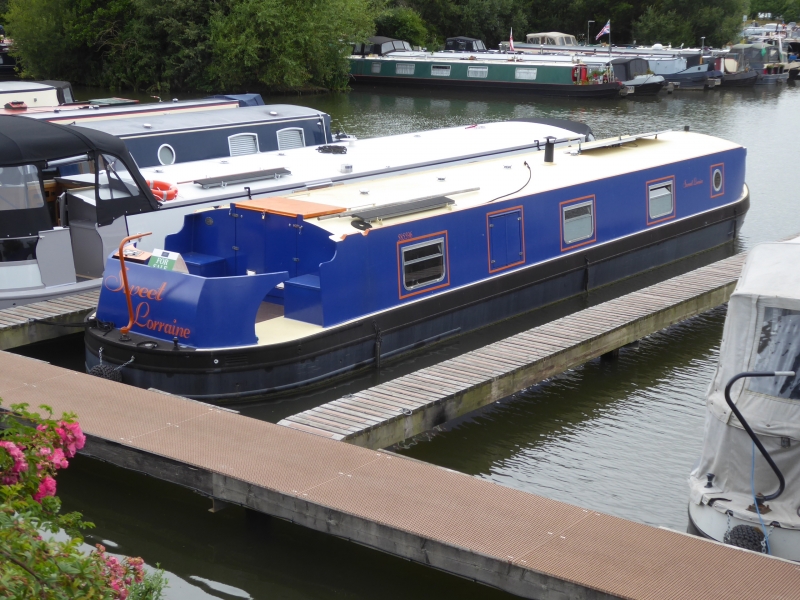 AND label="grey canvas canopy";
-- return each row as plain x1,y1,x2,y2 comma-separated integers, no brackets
690,241,800,529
